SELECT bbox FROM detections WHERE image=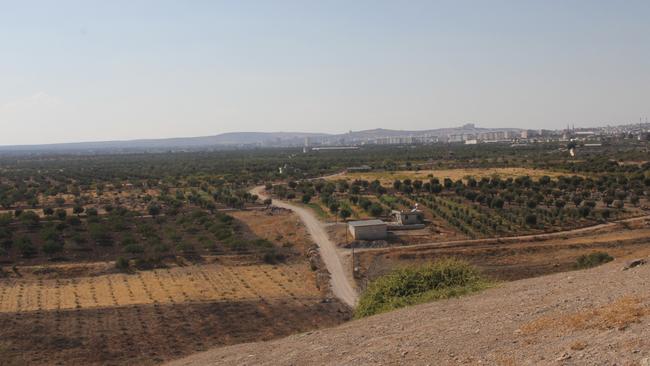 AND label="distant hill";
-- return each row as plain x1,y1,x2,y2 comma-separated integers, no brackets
0,132,330,154
0,125,521,154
